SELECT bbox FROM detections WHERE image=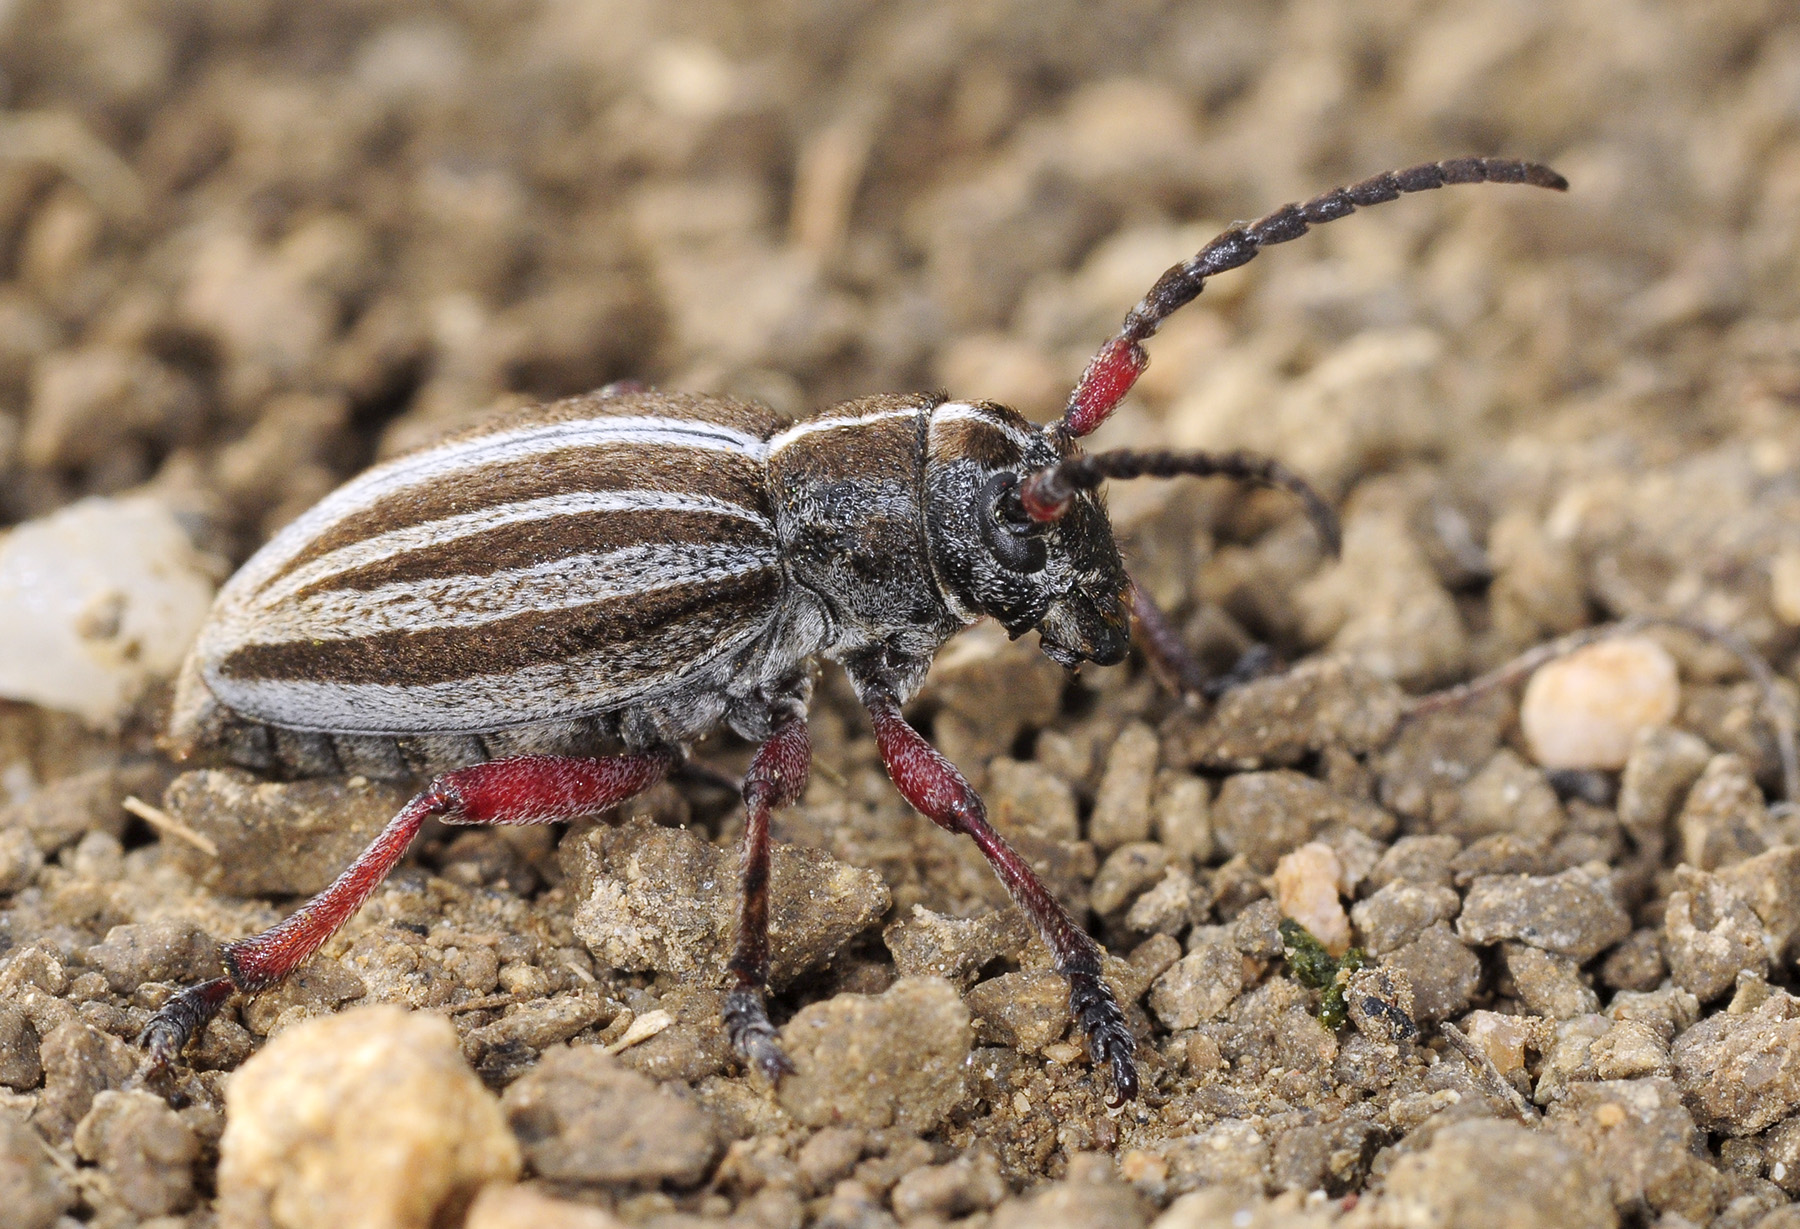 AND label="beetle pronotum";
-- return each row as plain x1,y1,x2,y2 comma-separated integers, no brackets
142,157,1565,1103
